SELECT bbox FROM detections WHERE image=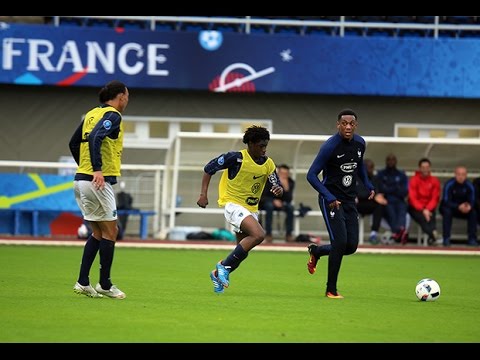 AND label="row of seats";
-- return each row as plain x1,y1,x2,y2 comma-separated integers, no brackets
256,16,478,24
40,16,480,38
